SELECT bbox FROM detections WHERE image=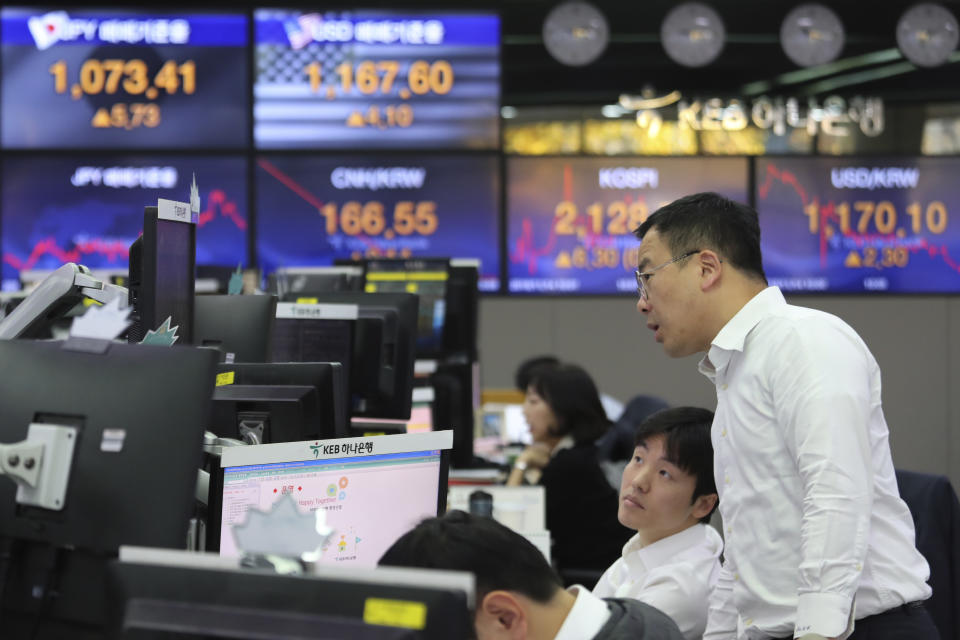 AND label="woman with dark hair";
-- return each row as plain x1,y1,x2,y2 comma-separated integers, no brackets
507,363,633,575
